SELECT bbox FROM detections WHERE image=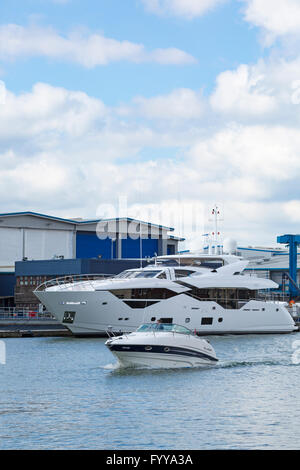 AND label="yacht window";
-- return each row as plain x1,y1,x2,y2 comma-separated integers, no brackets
174,269,195,278
156,259,179,266
109,288,178,300
114,271,133,279
115,270,161,279
135,271,162,278
201,317,213,325
158,258,224,268
156,272,167,279
123,301,159,309
176,282,257,310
